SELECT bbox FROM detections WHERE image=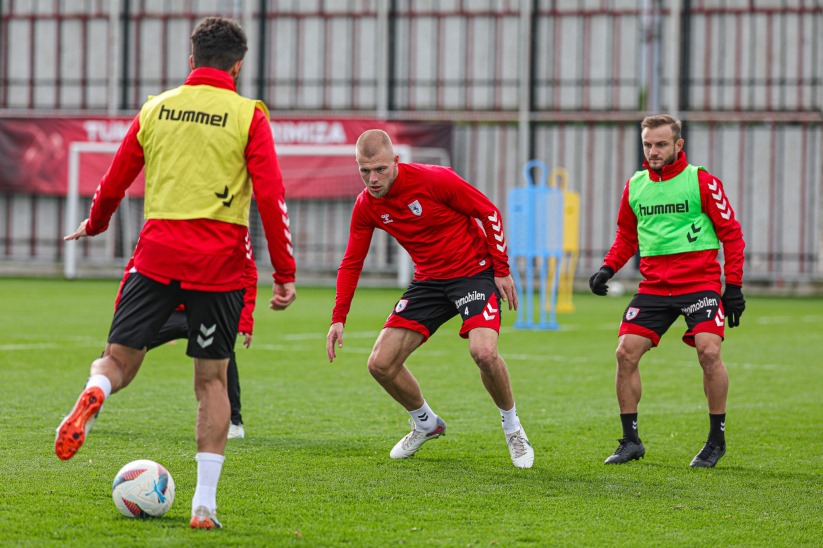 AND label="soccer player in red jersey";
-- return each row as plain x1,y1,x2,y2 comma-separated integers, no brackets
109,233,258,440
589,114,746,468
326,129,534,468
55,17,296,529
